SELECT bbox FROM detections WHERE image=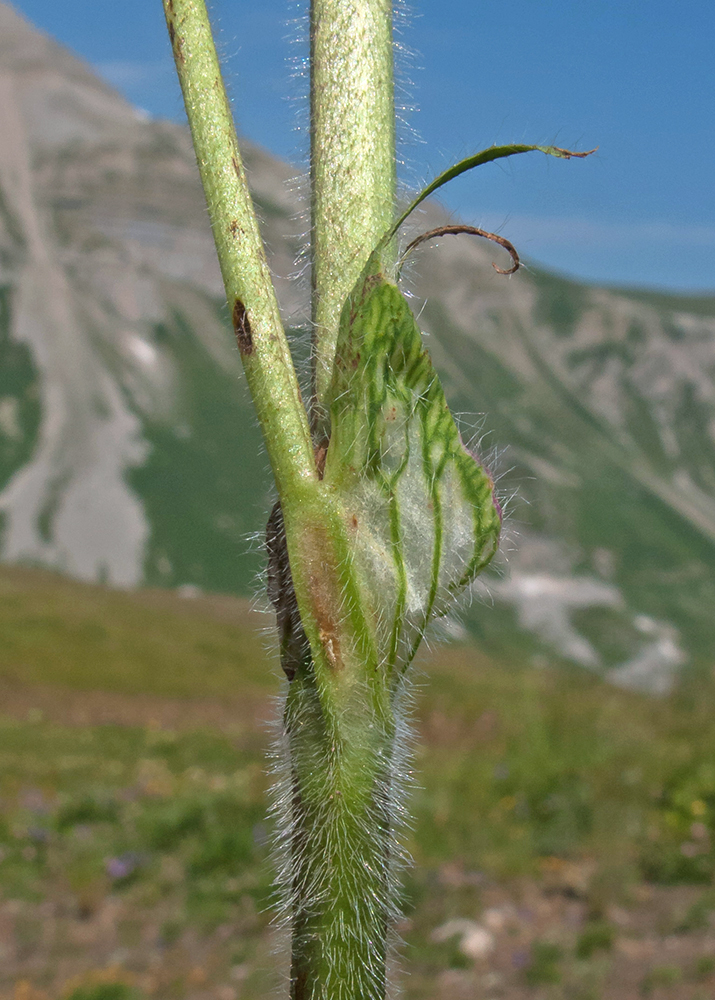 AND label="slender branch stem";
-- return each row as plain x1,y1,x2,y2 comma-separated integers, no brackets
163,0,316,498
310,0,396,432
